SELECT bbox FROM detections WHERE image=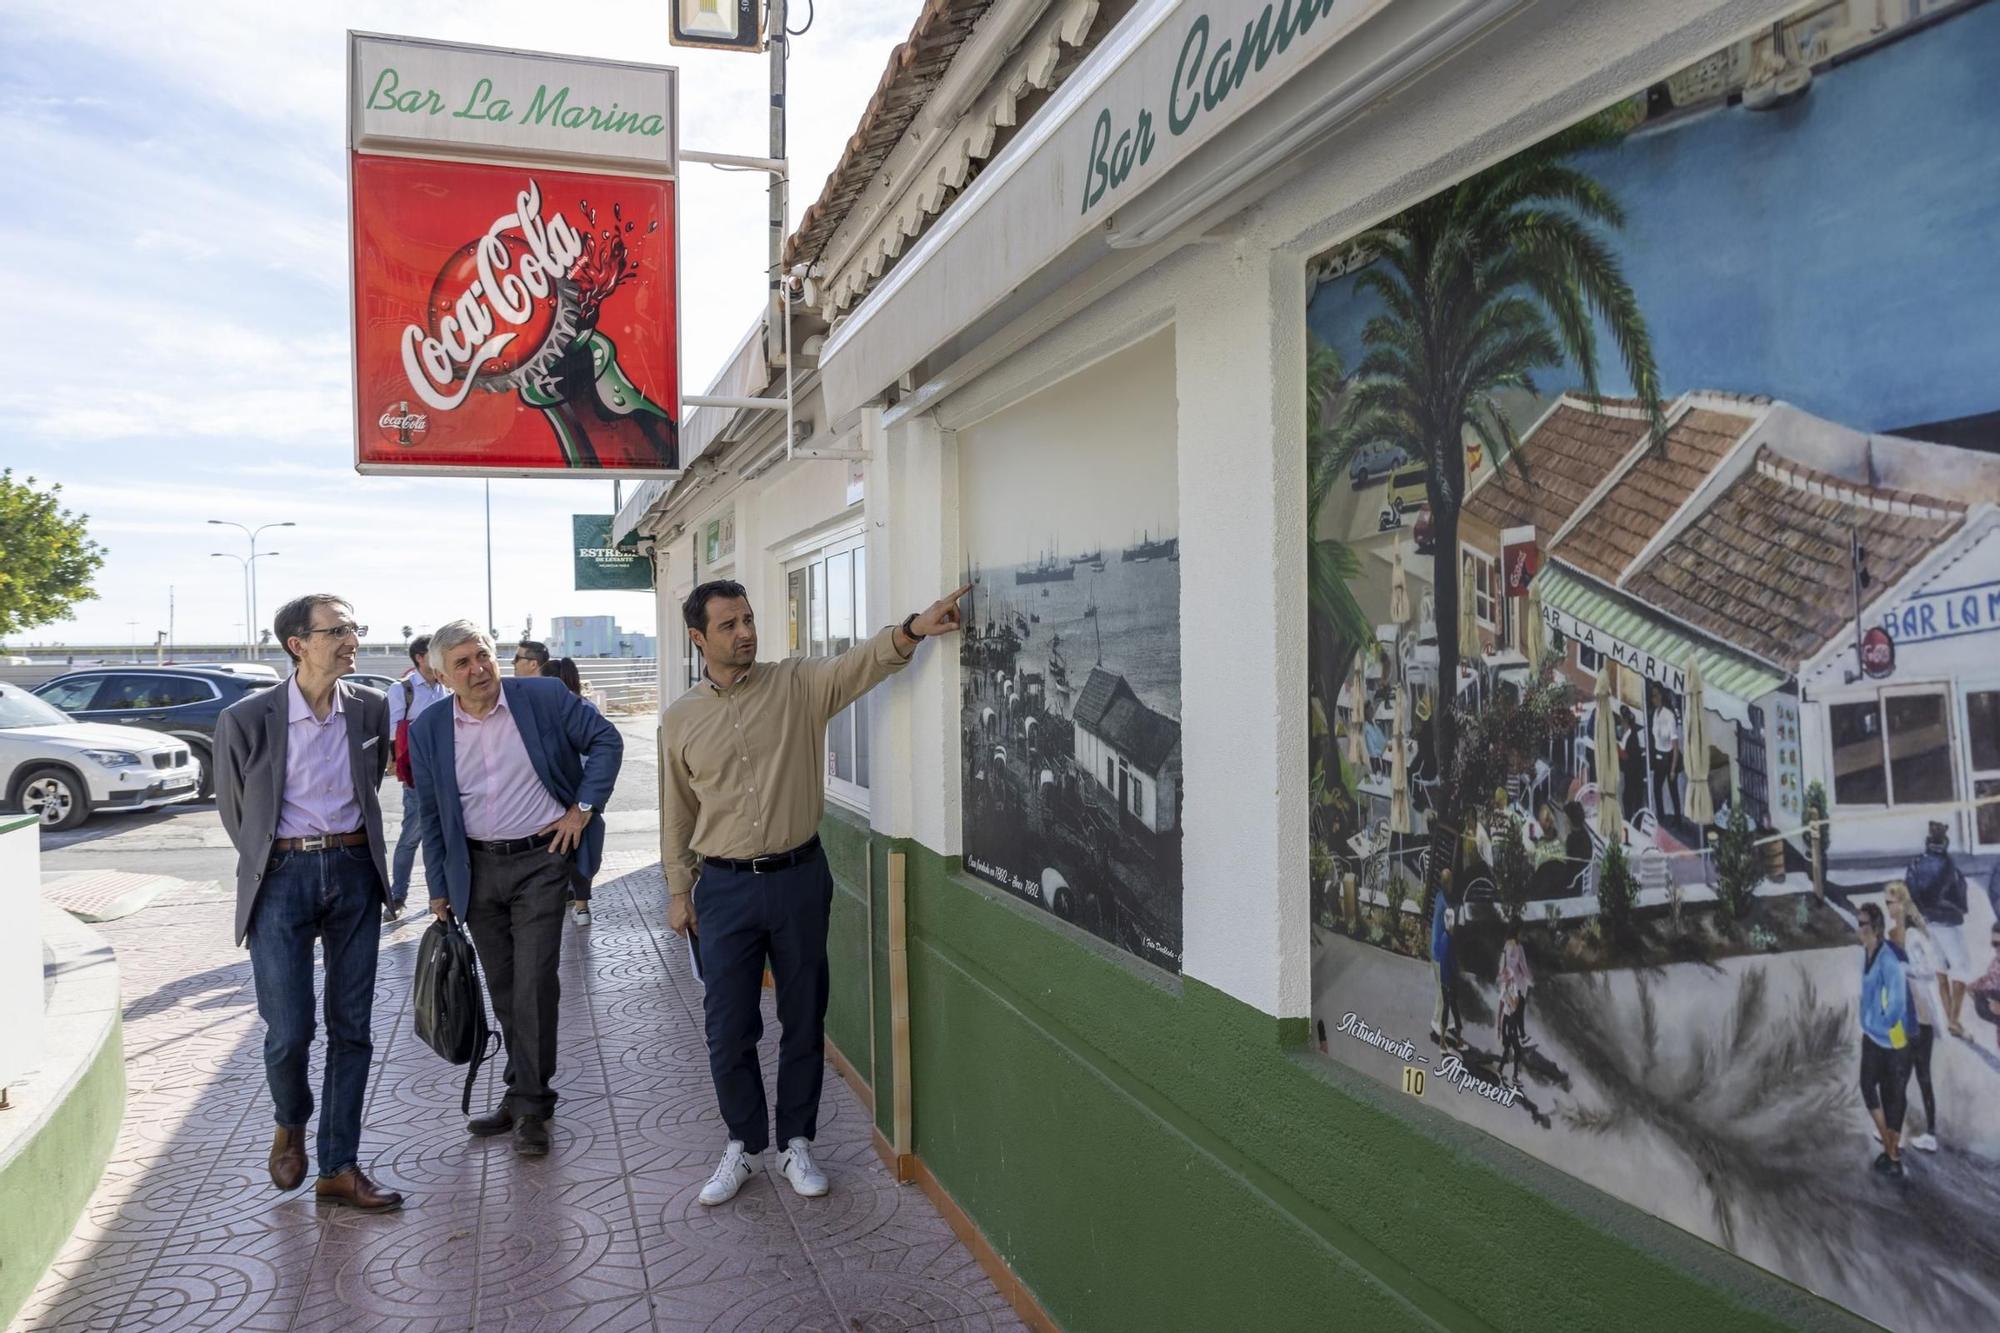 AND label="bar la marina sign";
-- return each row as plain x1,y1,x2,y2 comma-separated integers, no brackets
1541,603,1687,695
